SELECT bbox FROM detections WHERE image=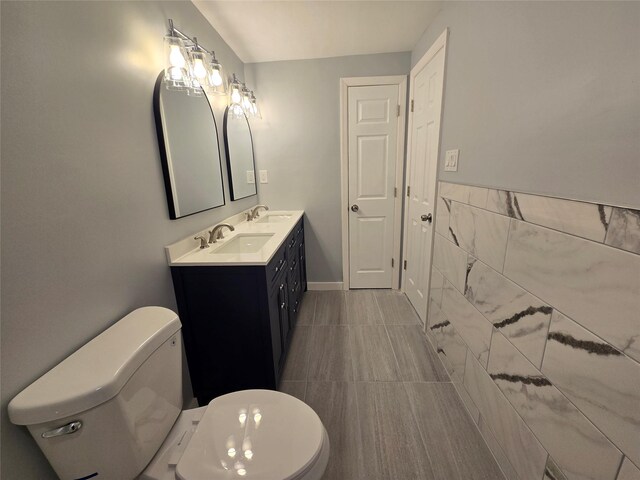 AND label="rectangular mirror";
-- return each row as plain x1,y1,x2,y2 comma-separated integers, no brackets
153,74,225,219
223,107,257,200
